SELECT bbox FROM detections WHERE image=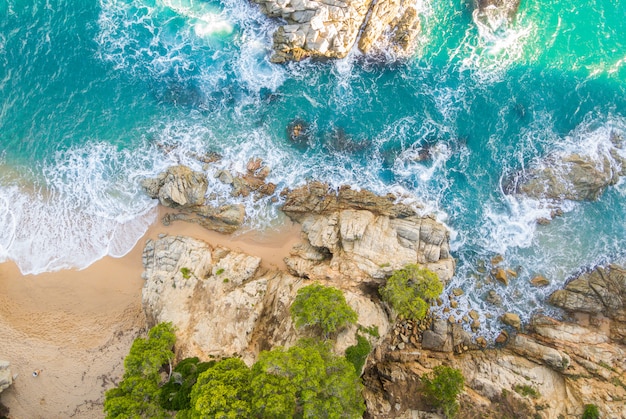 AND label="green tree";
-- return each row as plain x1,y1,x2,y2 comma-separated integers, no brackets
582,404,600,419
183,358,252,419
291,283,358,337
104,322,176,419
250,339,365,419
421,365,465,418
380,264,443,320
345,335,372,375
160,357,215,411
